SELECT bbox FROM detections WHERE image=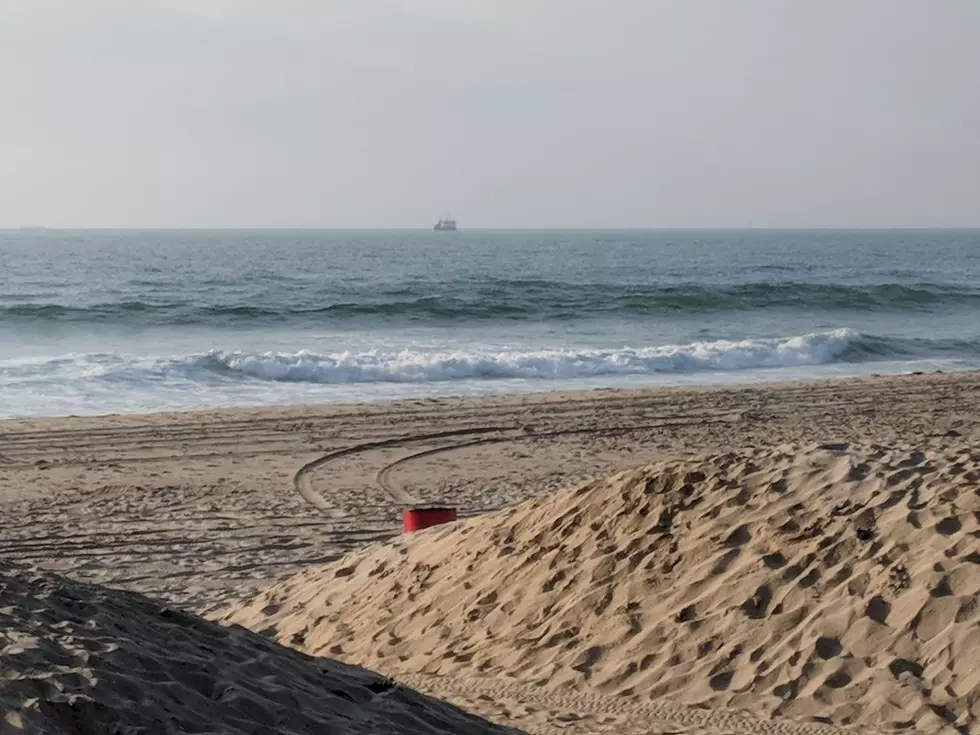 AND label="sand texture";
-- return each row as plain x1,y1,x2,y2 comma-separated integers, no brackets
0,561,521,734
220,442,980,733
2,371,980,733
